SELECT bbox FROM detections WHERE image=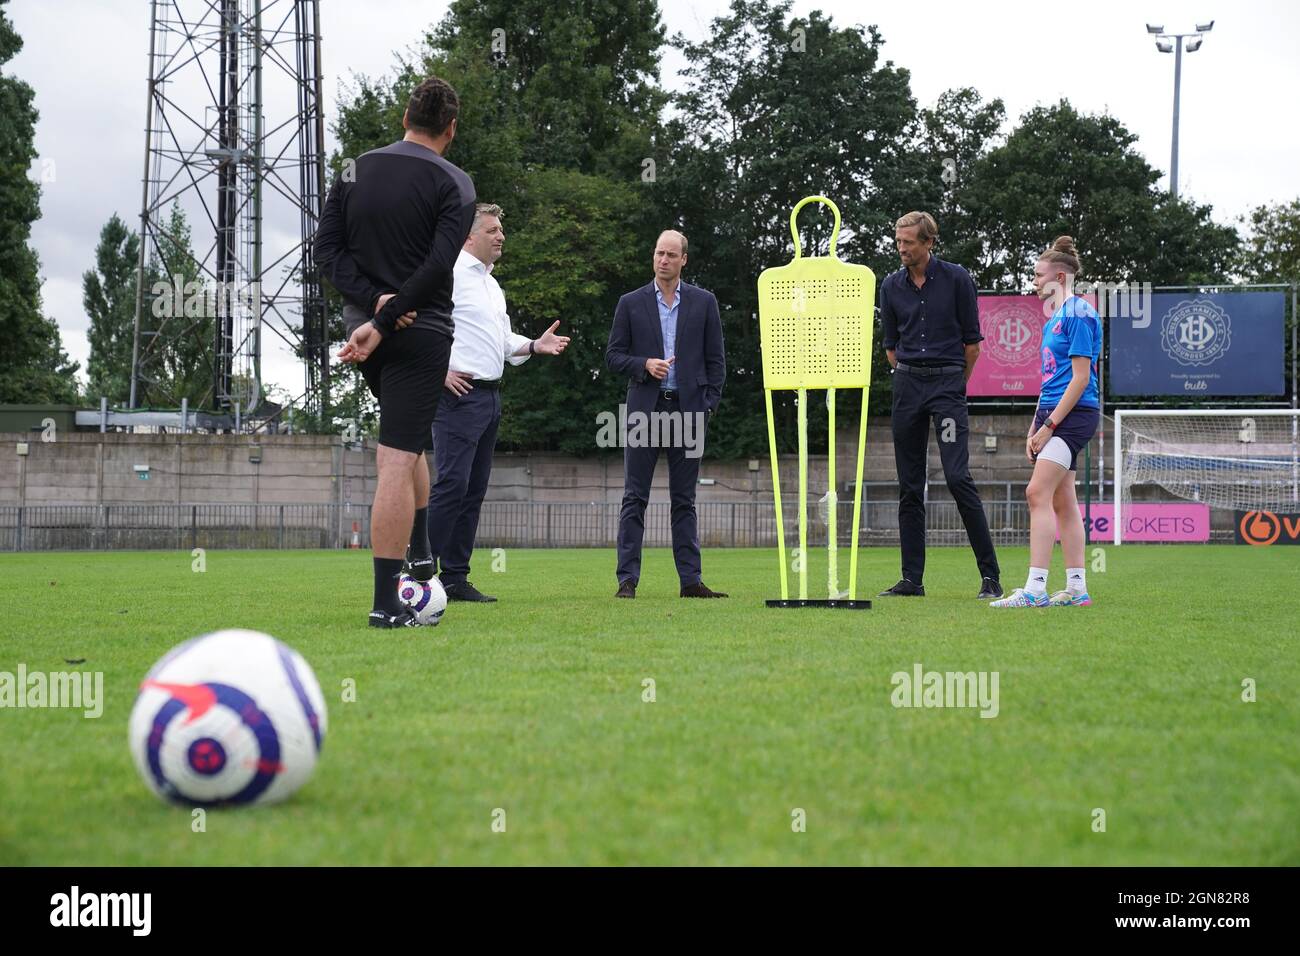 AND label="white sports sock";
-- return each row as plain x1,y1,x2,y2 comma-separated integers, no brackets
1025,567,1049,596
1066,567,1086,595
